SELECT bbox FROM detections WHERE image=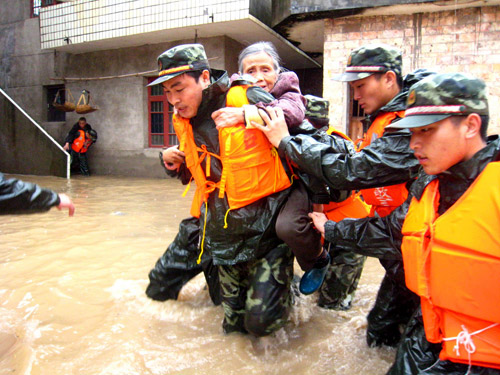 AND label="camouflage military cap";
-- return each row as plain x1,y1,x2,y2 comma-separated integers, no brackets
304,94,330,119
387,72,489,129
333,44,402,82
147,44,210,87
